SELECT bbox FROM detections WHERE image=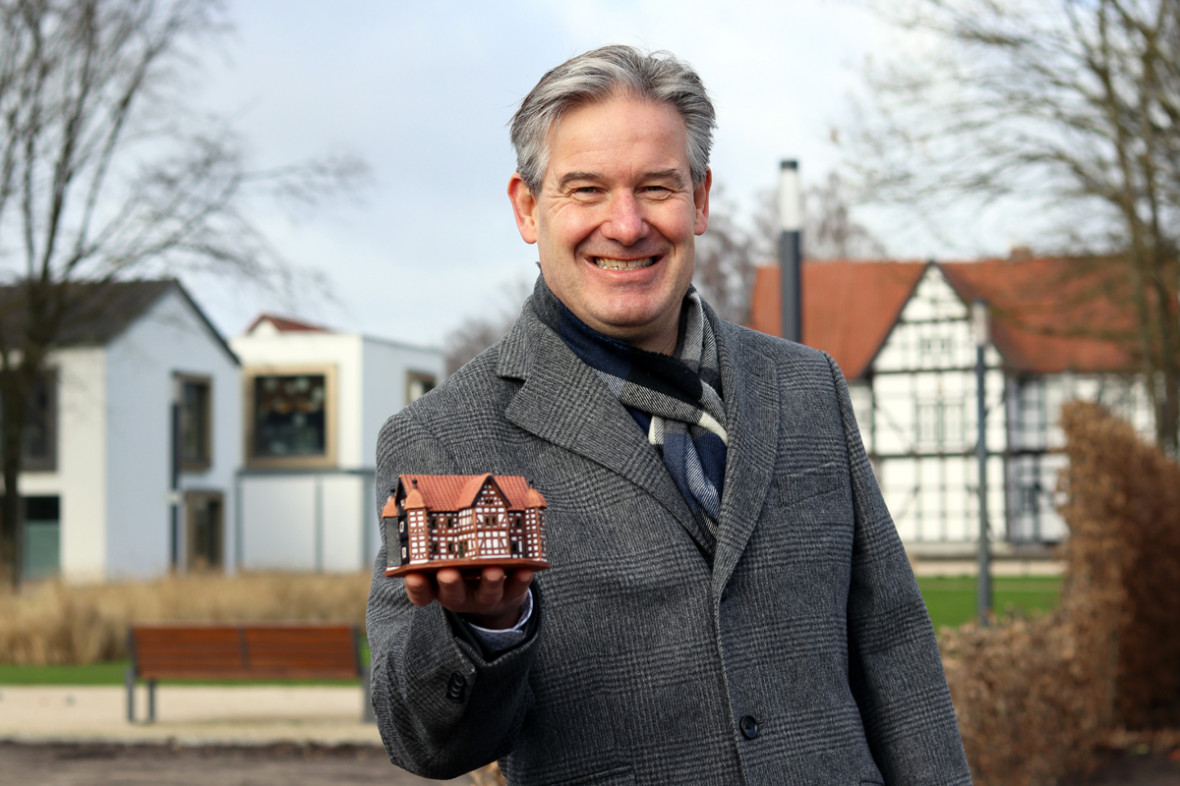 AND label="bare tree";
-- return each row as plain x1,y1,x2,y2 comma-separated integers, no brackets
693,185,760,324
802,172,888,260
0,0,364,587
444,278,532,375
845,0,1180,454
